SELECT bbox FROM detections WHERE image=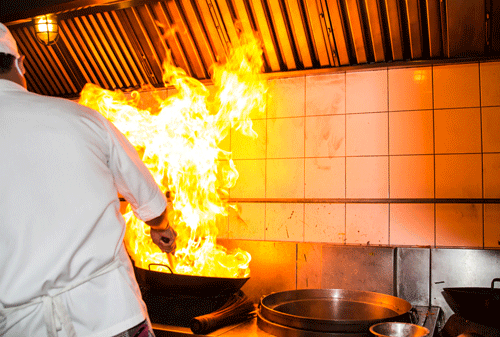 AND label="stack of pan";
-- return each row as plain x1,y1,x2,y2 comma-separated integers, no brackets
257,289,414,337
